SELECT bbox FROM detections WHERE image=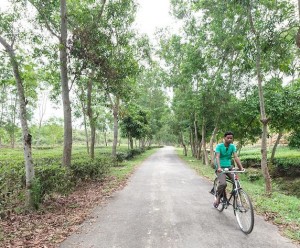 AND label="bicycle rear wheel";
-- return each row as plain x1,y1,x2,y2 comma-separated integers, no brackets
234,189,254,234
213,178,225,212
